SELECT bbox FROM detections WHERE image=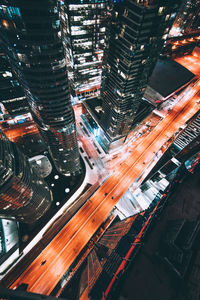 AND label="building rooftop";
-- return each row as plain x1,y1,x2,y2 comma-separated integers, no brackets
145,58,195,102
175,47,200,75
